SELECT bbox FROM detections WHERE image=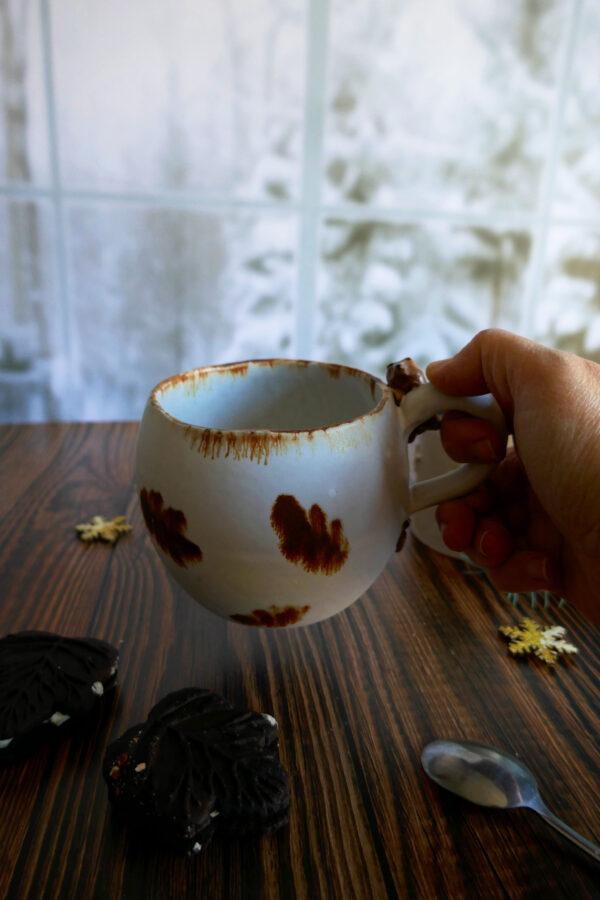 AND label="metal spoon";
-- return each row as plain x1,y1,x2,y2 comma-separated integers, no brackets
421,739,600,863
